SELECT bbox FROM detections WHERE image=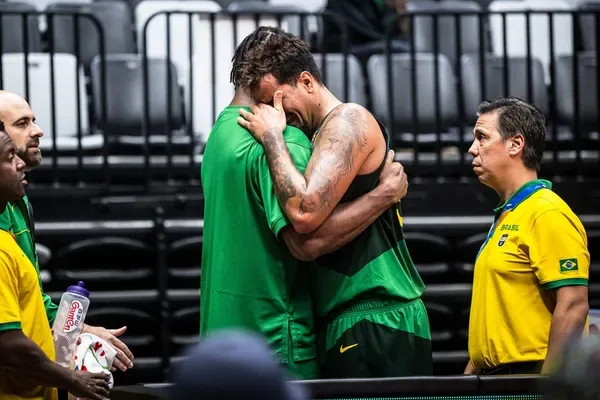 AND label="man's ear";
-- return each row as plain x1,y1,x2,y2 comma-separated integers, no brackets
509,133,525,156
299,71,314,93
